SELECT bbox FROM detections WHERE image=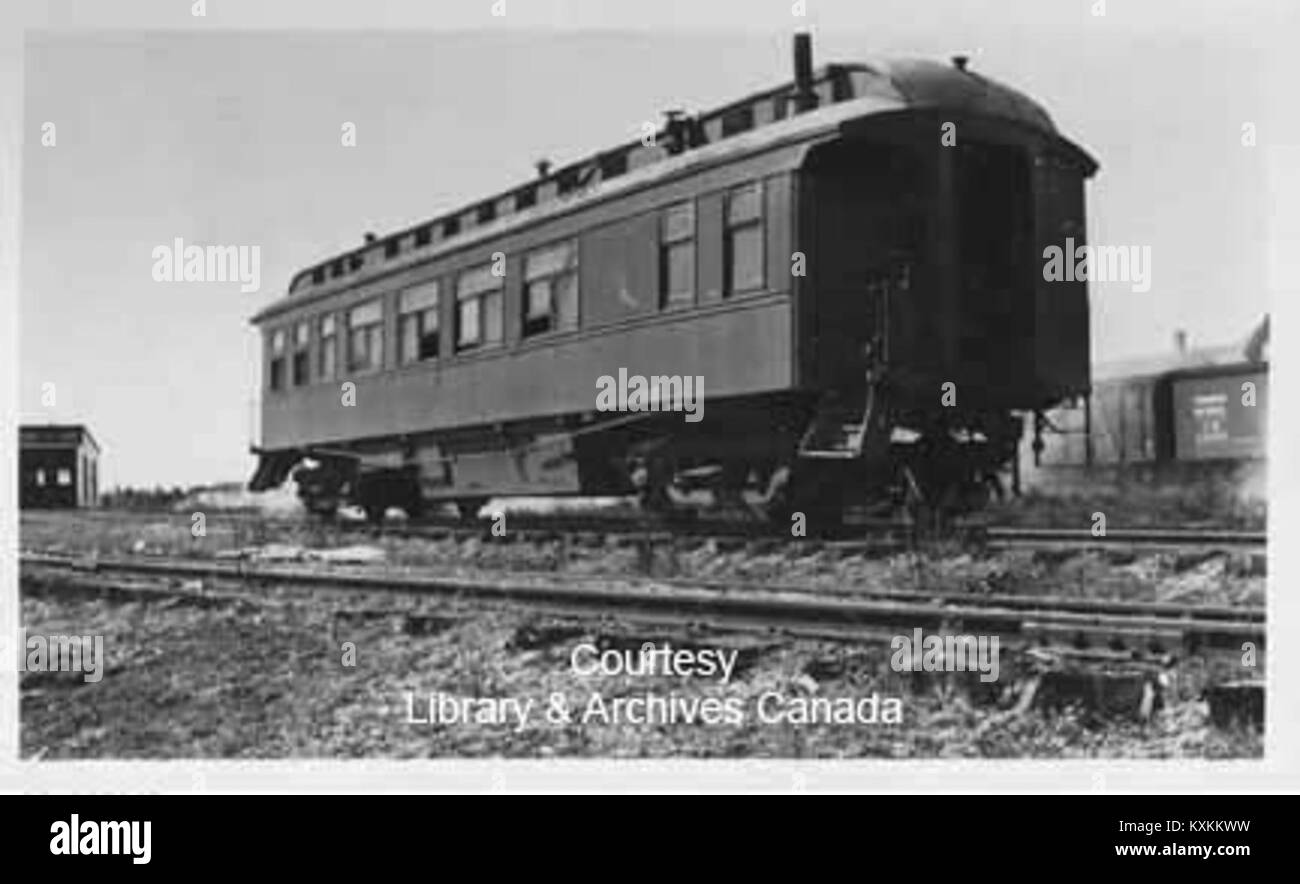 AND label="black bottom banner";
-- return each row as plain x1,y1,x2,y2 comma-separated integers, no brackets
7,795,1280,870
